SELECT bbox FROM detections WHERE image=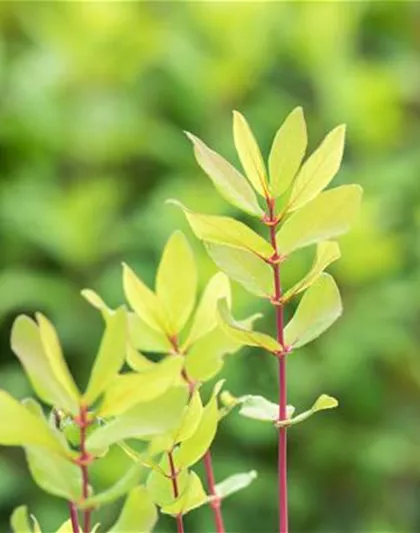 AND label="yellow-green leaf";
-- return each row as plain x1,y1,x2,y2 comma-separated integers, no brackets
173,389,203,443
233,111,268,197
186,132,263,217
269,107,307,198
185,272,231,348
170,201,273,259
156,231,197,335
206,243,272,298
215,470,258,500
11,506,32,533
126,344,155,372
84,307,127,405
284,273,342,349
11,315,80,413
109,487,158,533
276,185,363,256
0,390,67,452
217,300,281,353
98,356,184,417
87,387,188,453
277,394,338,428
128,314,172,353
161,471,208,516
288,124,346,211
282,241,341,302
123,263,168,334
